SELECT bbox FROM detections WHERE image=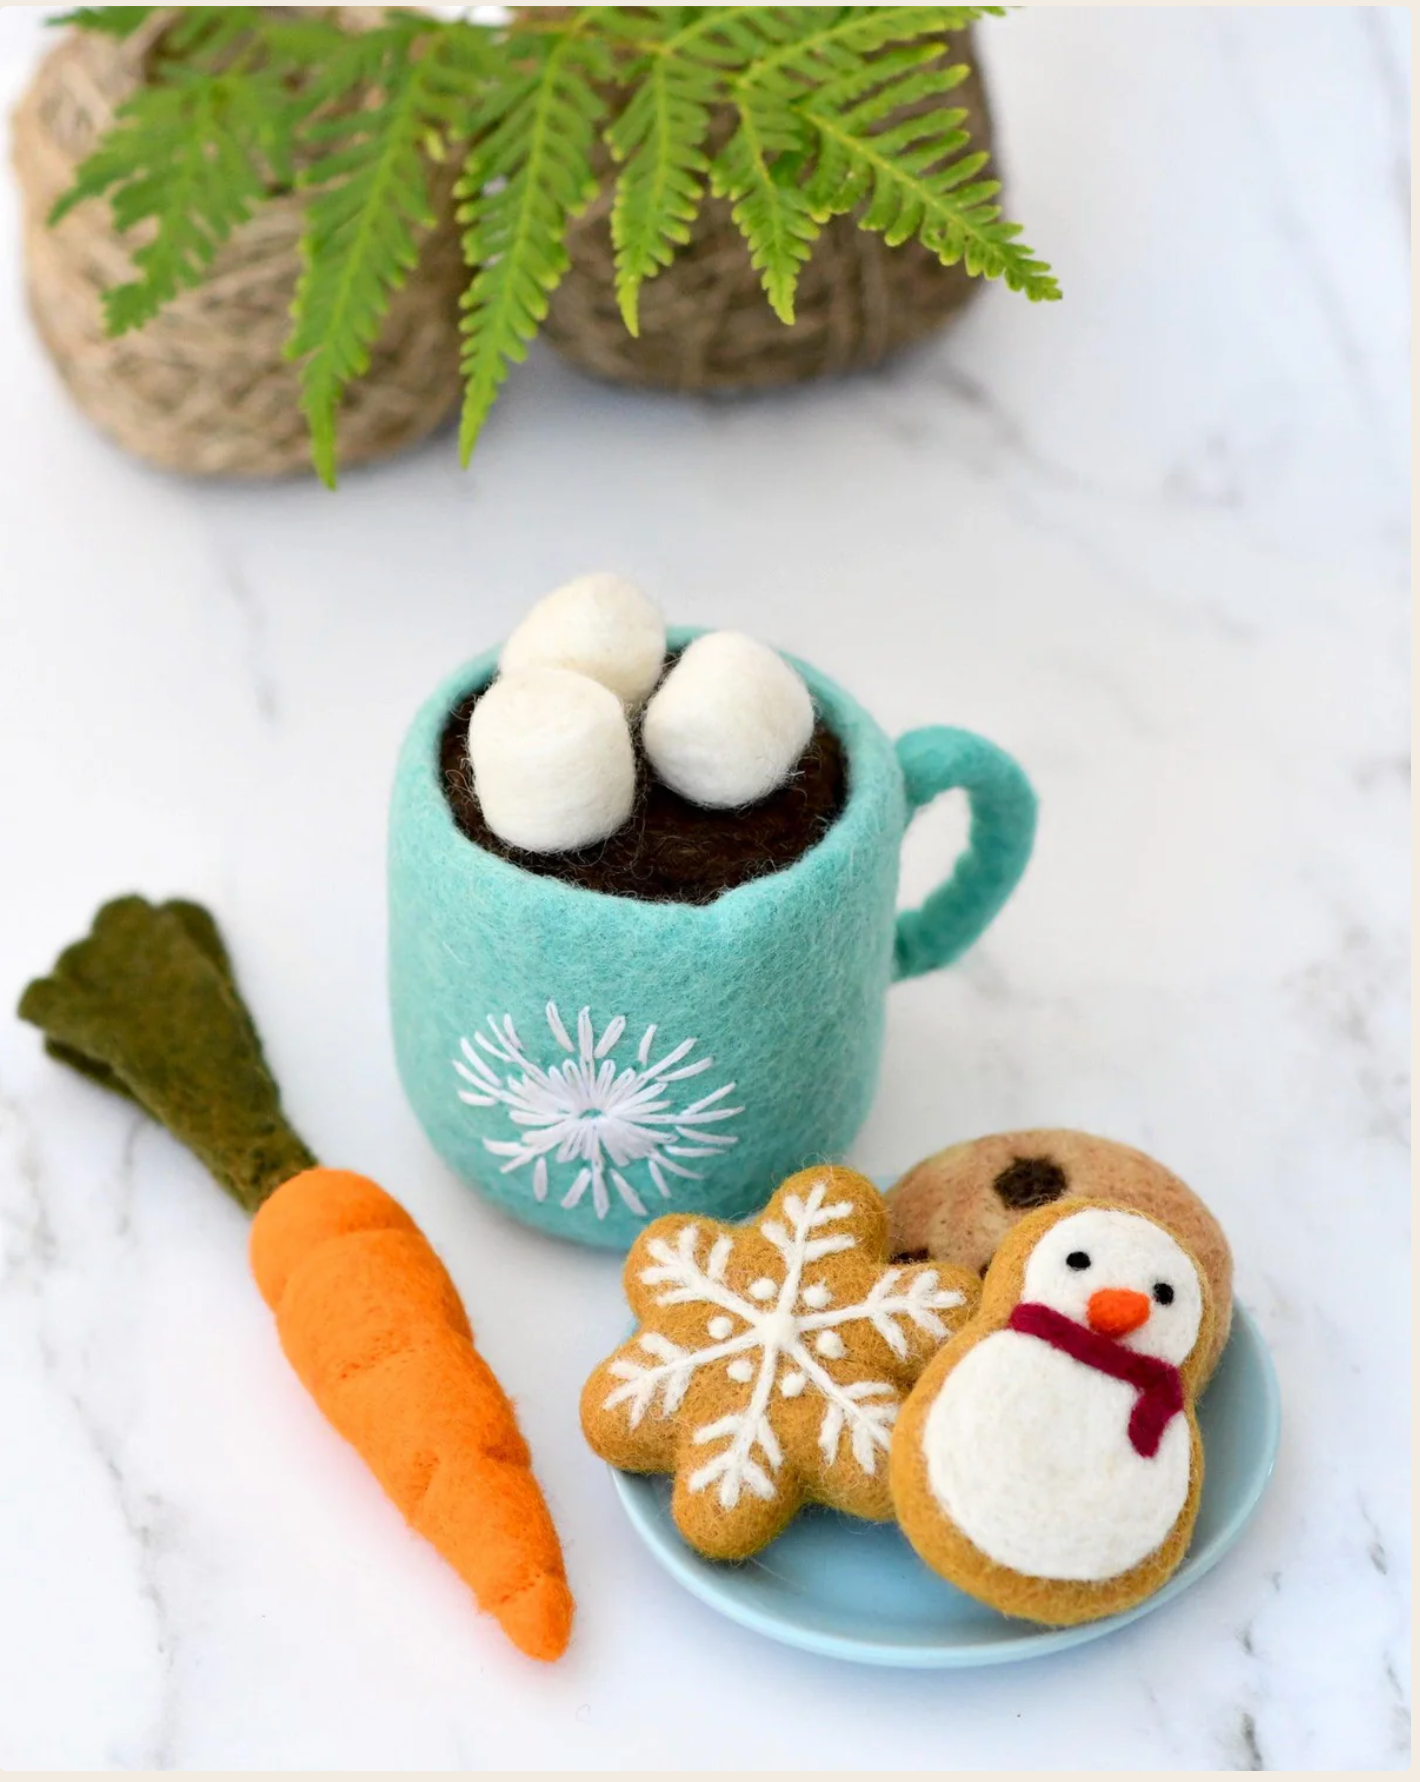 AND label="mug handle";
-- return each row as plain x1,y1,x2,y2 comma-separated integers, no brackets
891,727,1037,982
